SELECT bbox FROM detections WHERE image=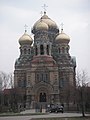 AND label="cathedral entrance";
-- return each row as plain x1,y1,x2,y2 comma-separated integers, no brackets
39,92,46,102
